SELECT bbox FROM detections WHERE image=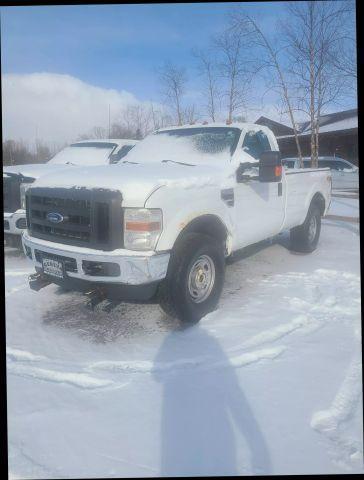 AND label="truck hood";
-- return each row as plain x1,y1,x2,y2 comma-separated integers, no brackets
3,163,72,180
32,162,231,206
